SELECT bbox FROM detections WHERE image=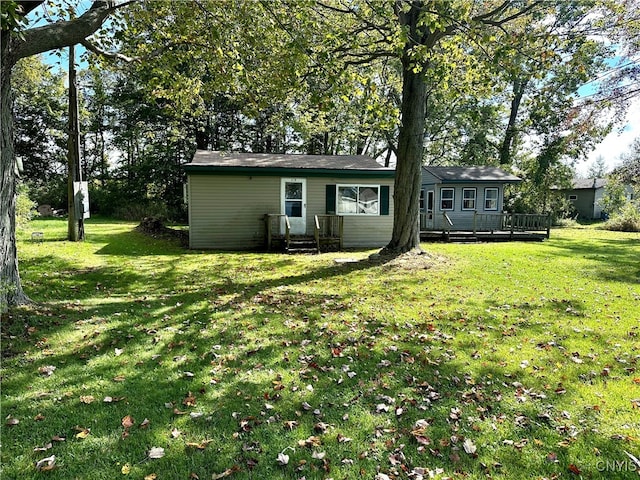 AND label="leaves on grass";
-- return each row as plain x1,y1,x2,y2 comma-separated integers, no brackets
122,415,135,429
74,427,90,439
80,395,95,404
35,455,56,471
148,447,165,459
